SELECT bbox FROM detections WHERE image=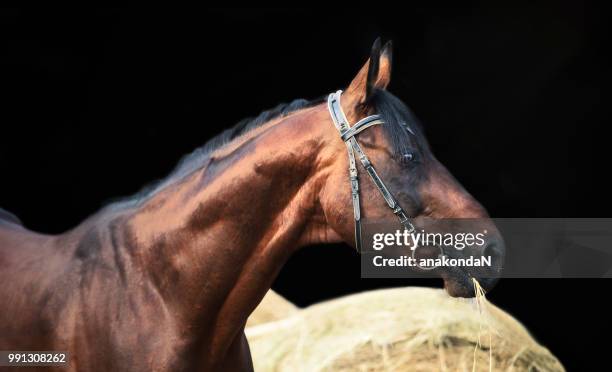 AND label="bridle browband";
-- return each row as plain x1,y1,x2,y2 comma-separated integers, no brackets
327,90,415,253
